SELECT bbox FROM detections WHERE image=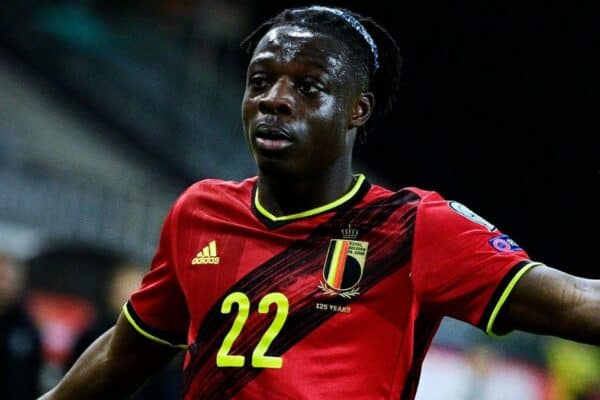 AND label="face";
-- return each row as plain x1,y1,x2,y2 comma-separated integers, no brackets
107,265,143,315
0,258,23,310
241,26,364,178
